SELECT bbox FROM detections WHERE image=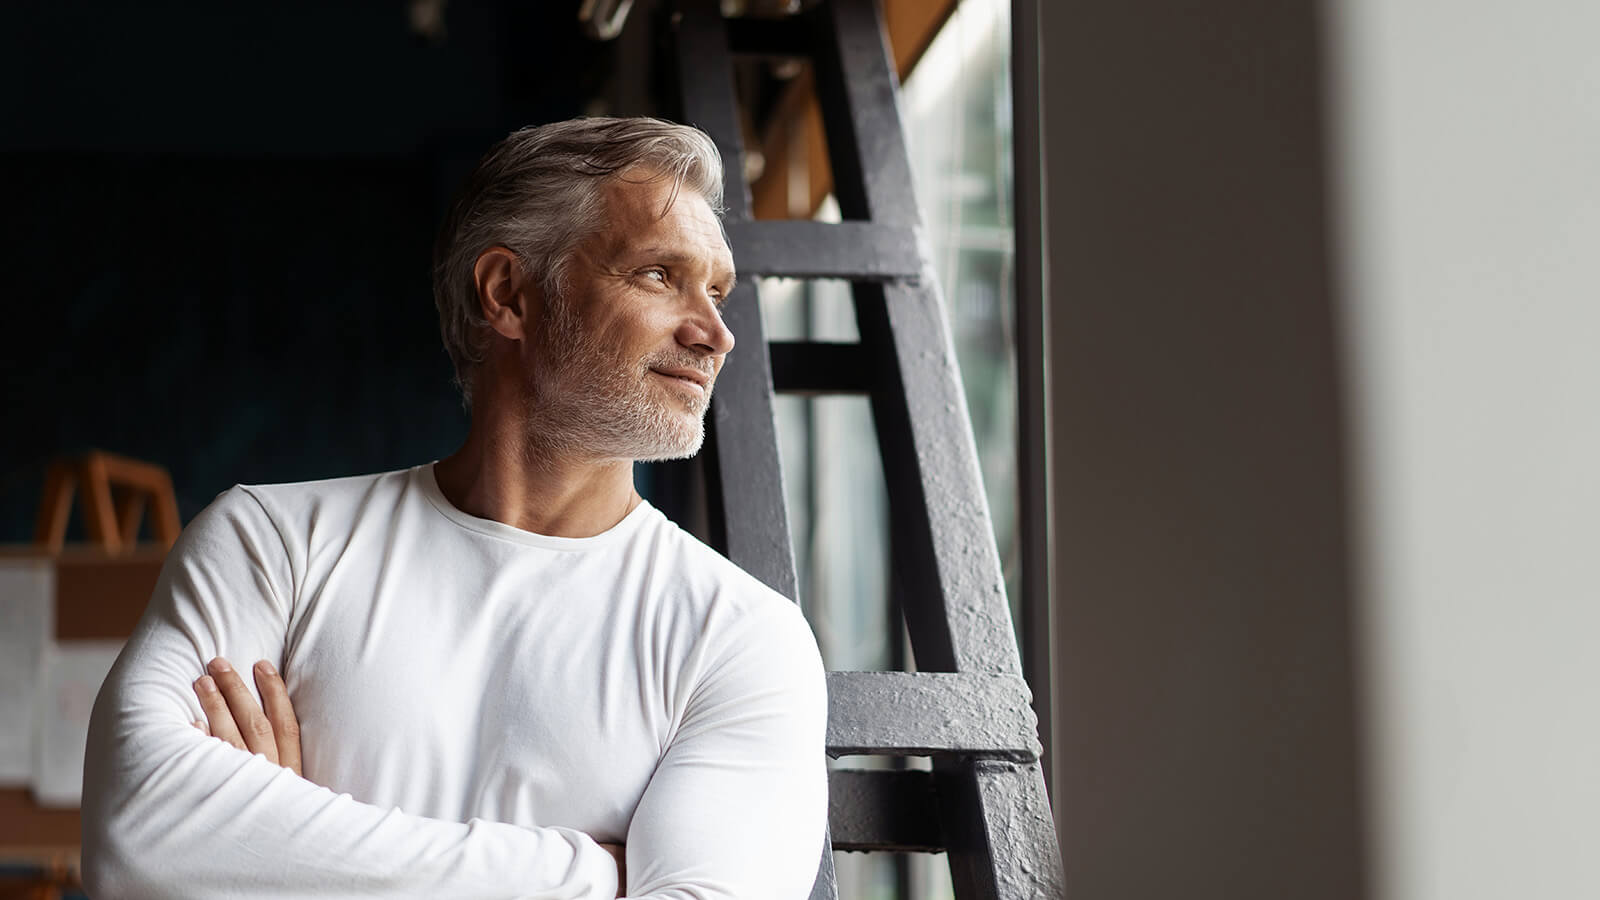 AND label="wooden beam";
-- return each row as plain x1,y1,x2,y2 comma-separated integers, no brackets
749,0,959,220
